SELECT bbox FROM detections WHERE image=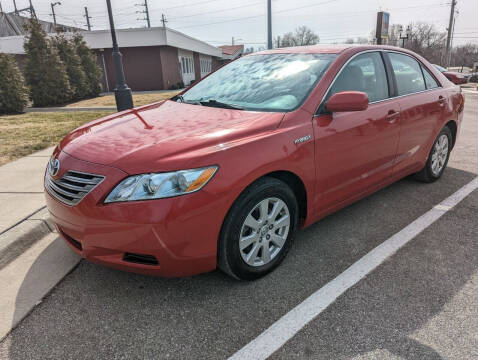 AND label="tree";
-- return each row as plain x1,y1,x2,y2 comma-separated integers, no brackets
451,44,478,68
0,53,29,114
72,33,102,97
23,19,72,106
404,23,447,64
52,34,89,100
355,37,369,44
278,26,319,48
